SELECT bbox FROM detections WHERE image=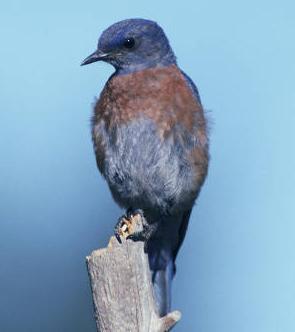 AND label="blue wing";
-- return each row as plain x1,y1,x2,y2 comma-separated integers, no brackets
181,70,202,104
